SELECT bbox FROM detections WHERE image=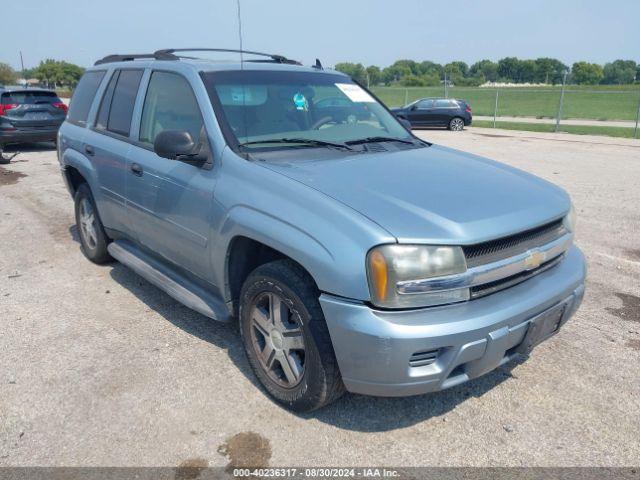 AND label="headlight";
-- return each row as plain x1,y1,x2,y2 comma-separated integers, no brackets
563,203,576,232
366,245,468,309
